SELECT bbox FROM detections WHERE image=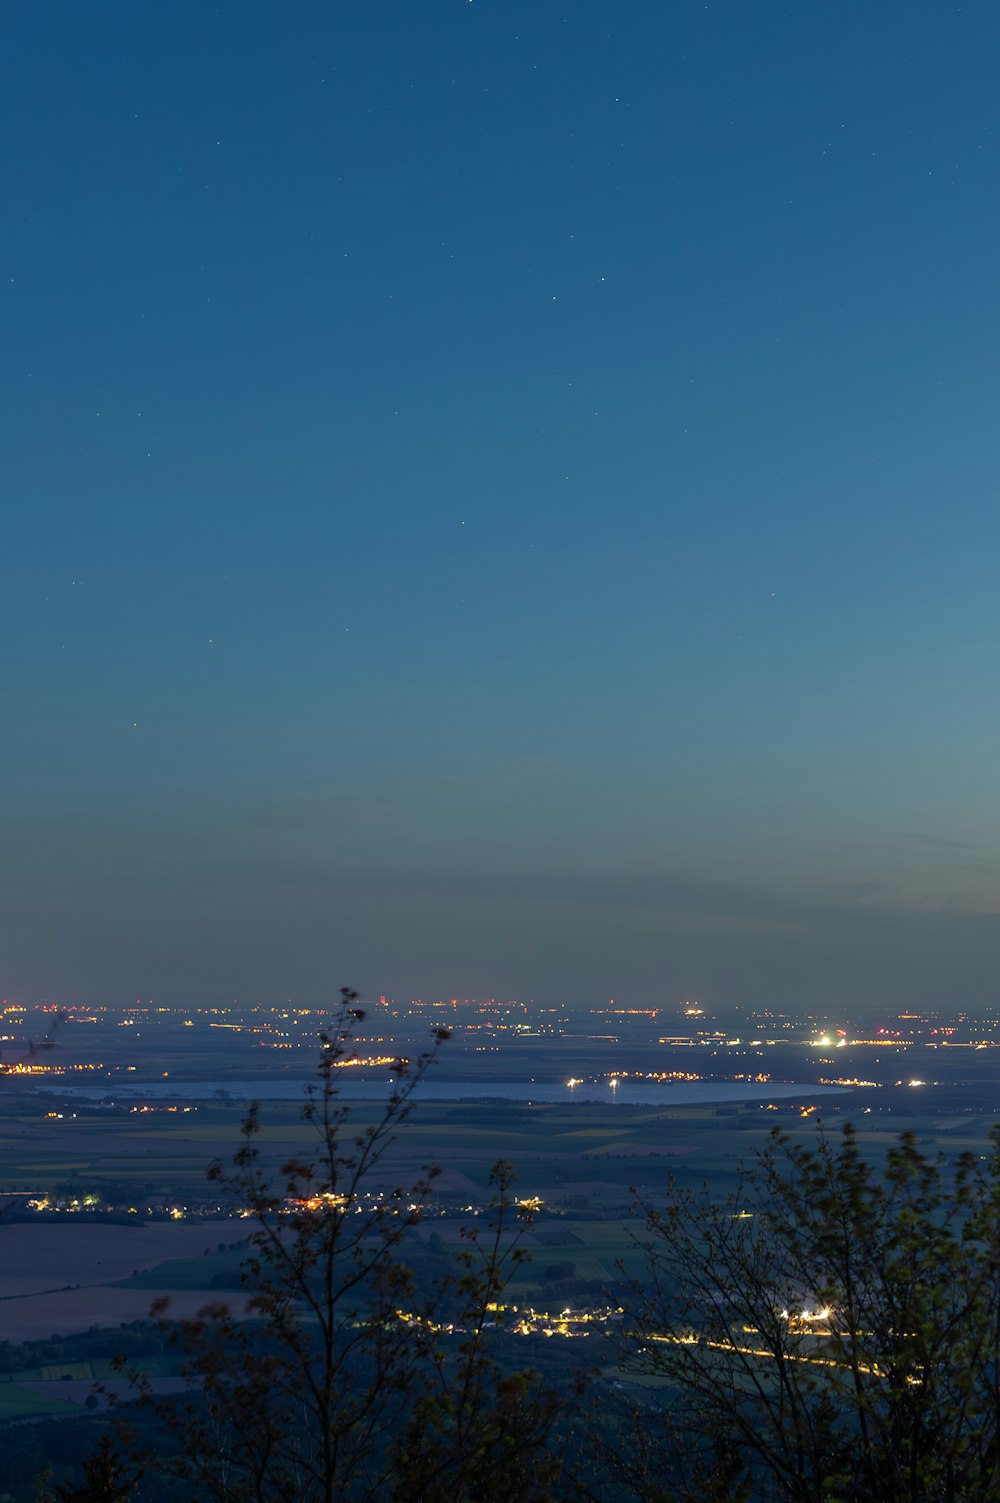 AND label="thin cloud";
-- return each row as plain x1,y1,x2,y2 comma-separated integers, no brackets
894,831,977,851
